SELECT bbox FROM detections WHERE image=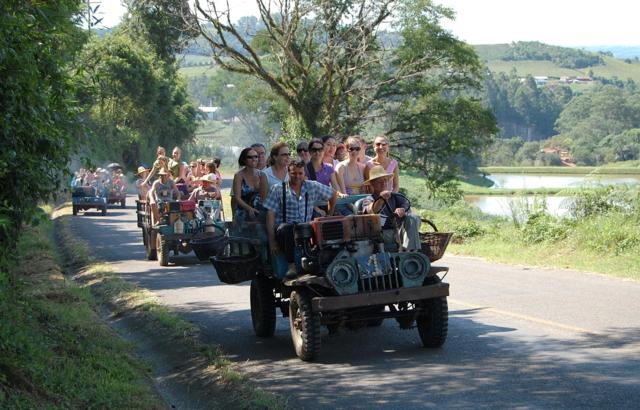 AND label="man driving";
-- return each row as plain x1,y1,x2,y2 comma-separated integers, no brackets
362,165,420,251
263,160,337,278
